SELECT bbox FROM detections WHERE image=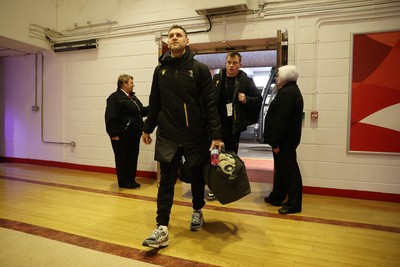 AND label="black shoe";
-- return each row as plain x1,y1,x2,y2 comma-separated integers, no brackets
278,208,301,215
120,182,140,189
264,196,282,206
132,181,141,188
